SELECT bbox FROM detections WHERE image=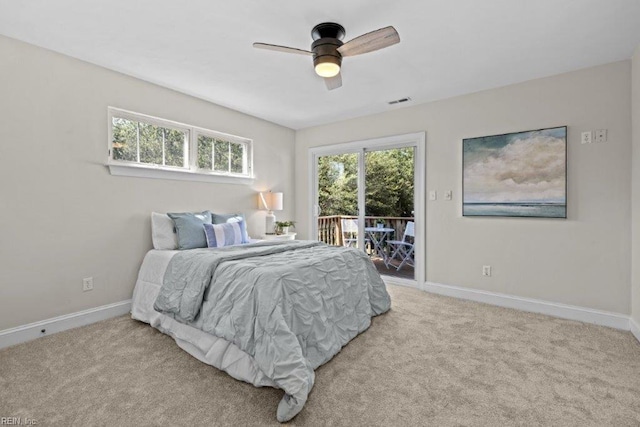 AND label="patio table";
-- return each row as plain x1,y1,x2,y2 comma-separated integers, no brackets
364,227,395,262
